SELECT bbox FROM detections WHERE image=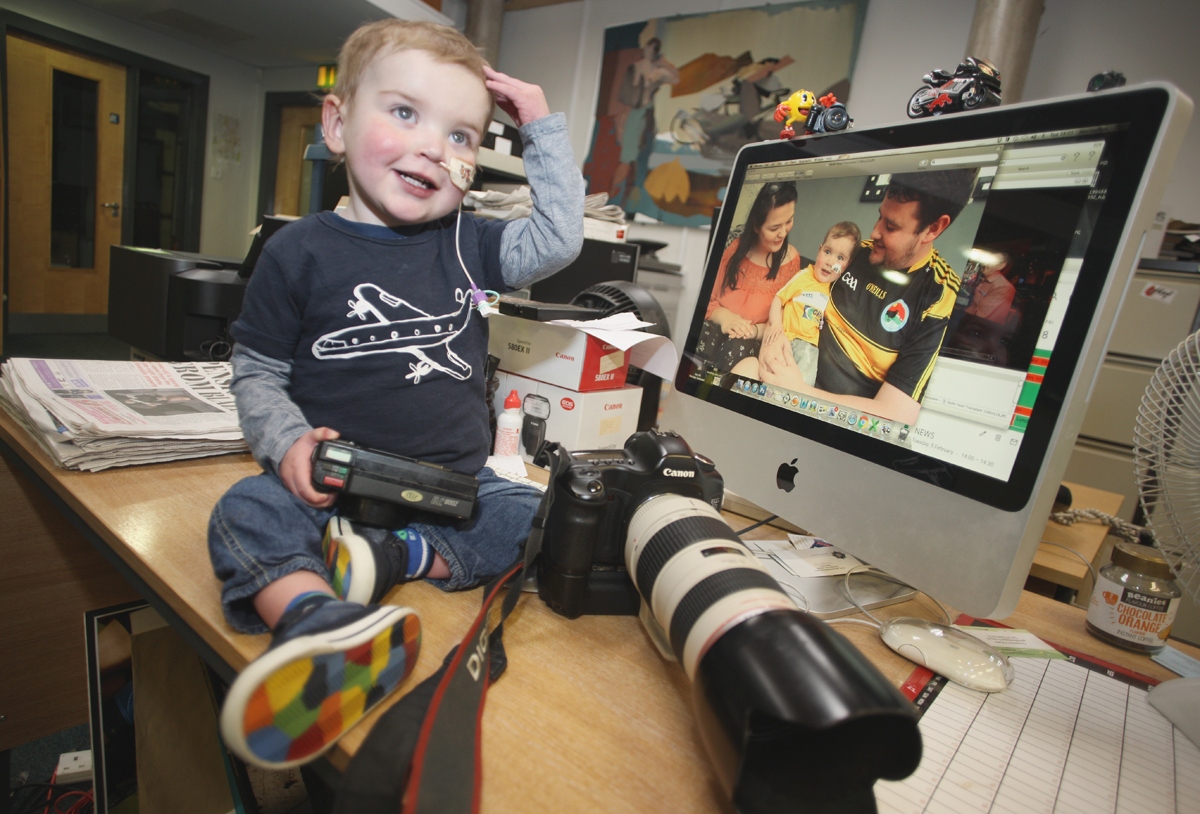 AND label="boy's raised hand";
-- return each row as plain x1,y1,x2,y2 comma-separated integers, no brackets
280,426,340,508
484,66,549,128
